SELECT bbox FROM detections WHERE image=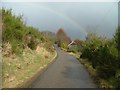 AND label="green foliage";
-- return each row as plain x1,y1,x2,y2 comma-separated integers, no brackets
80,32,119,87
80,29,120,88
2,8,54,55
115,70,120,88
42,36,55,52
67,39,82,53
61,43,68,49
11,40,24,55
96,66,116,79
67,46,78,53
27,37,38,50
114,27,120,52
81,33,106,60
